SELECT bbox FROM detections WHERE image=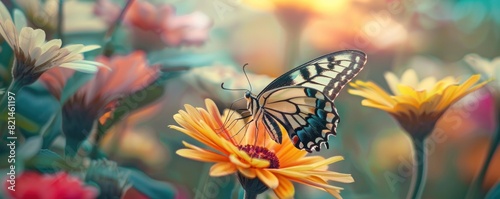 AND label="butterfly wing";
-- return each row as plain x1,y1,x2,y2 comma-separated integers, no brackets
258,50,367,100
257,87,339,152
255,50,367,151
